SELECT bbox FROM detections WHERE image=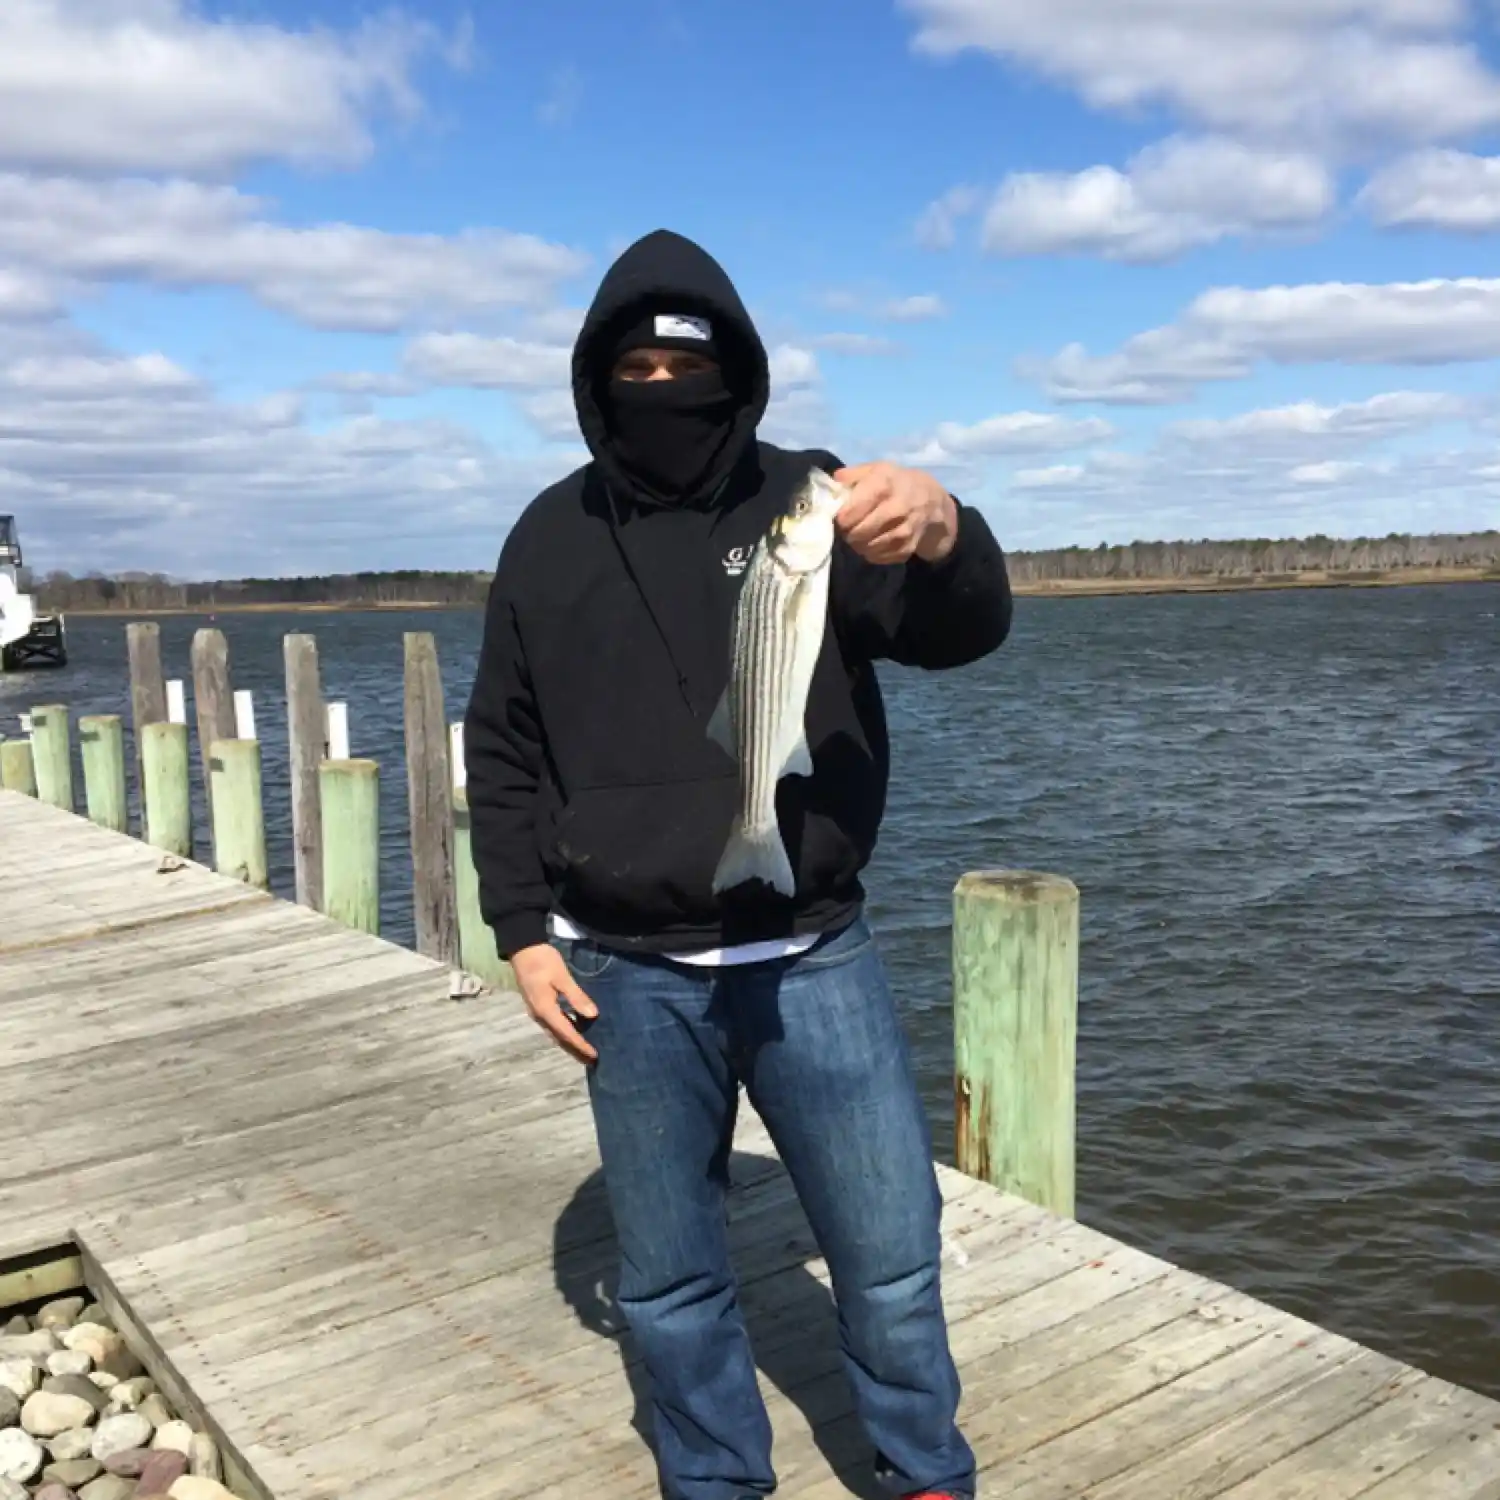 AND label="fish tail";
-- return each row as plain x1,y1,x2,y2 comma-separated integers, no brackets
711,817,796,898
